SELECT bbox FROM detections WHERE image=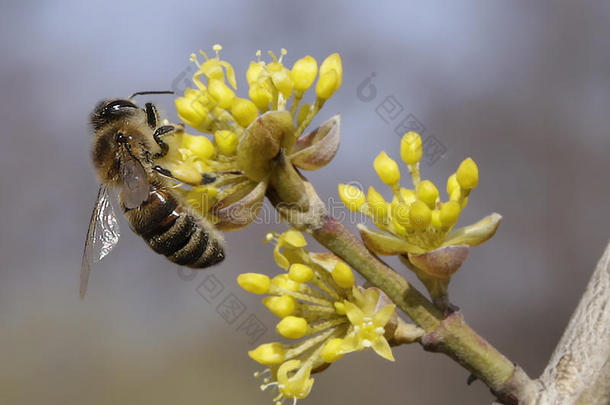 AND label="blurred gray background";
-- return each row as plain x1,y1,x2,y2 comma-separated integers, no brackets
1,1,609,404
